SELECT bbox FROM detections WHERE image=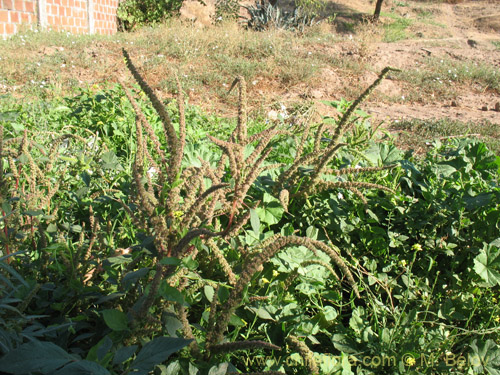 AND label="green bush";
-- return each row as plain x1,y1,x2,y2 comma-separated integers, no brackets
117,0,184,31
